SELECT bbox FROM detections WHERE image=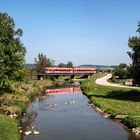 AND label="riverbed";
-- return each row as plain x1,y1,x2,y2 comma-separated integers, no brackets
20,85,137,140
